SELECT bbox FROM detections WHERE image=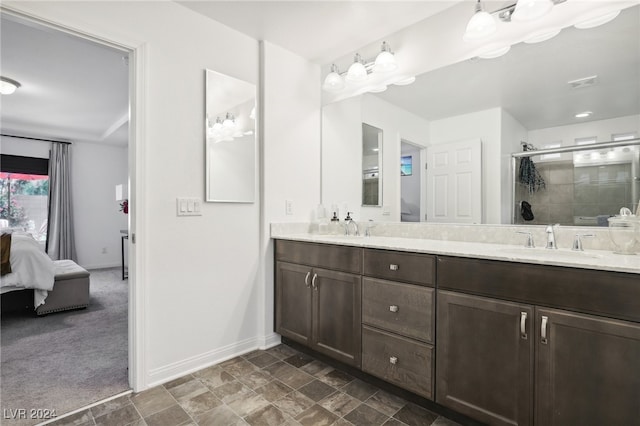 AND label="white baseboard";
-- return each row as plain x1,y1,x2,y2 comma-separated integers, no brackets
81,262,121,270
146,335,276,389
